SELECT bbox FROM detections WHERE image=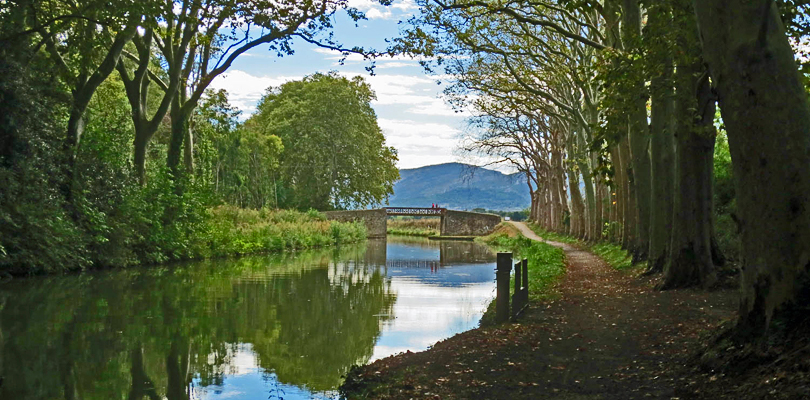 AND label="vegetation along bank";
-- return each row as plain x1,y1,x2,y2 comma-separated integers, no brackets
1,49,397,275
